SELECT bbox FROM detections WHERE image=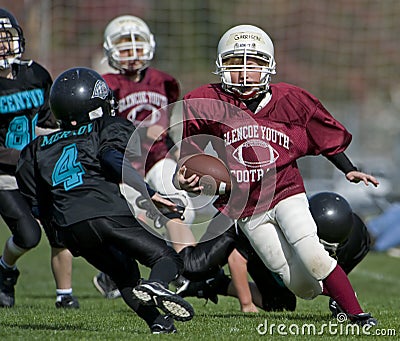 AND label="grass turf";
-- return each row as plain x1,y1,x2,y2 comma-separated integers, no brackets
0,224,399,340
